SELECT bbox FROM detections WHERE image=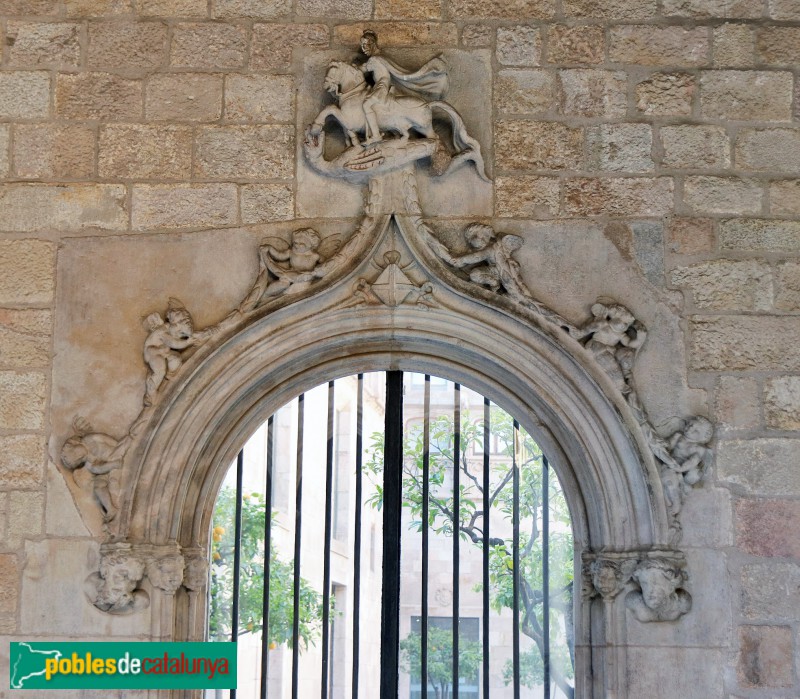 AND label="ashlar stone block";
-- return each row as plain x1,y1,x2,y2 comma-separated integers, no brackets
56,72,142,120
87,20,168,70
0,372,46,430
65,0,133,15
496,26,541,67
6,21,82,68
660,125,729,170
737,500,800,559
132,183,238,229
562,177,673,216
671,260,772,311
212,0,289,18
738,625,794,688
764,376,800,430
0,240,55,303
720,219,800,252
297,0,370,17
736,129,800,174
0,185,127,232
692,316,800,371
546,25,603,65
563,0,657,19
741,562,800,621
700,71,794,121
774,261,800,312
170,22,247,69
375,0,442,19
0,555,18,633
610,25,709,66
663,0,763,17
145,73,223,121
495,70,556,116
224,74,294,123
139,0,207,16
586,123,653,173
713,23,755,68
13,124,95,180
667,217,715,255
769,0,800,19
240,184,294,224
635,72,695,116
448,0,554,19
0,309,51,368
7,491,44,550
0,126,9,178
496,120,582,171
496,176,559,218
251,24,329,72
0,72,50,119
718,438,800,495
715,376,760,431
684,177,762,216
194,125,293,179
99,124,192,179
559,69,627,117
756,27,800,67
770,180,800,217
0,435,45,489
